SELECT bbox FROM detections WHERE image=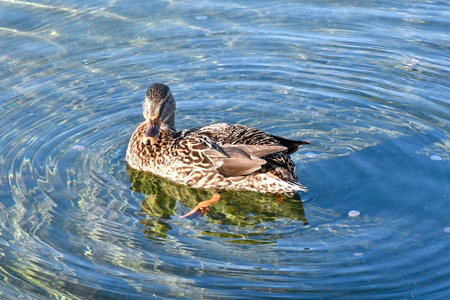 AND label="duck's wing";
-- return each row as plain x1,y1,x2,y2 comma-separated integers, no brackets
218,144,287,176
173,133,287,176
193,123,308,154
190,123,309,187
193,123,279,147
